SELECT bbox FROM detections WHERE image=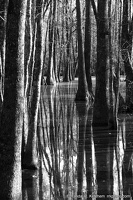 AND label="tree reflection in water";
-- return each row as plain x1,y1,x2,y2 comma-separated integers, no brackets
22,81,133,200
